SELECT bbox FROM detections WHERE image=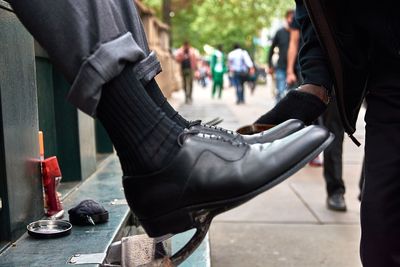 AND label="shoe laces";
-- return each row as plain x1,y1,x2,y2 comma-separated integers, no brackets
204,124,236,135
188,120,238,136
188,120,202,128
177,129,247,147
